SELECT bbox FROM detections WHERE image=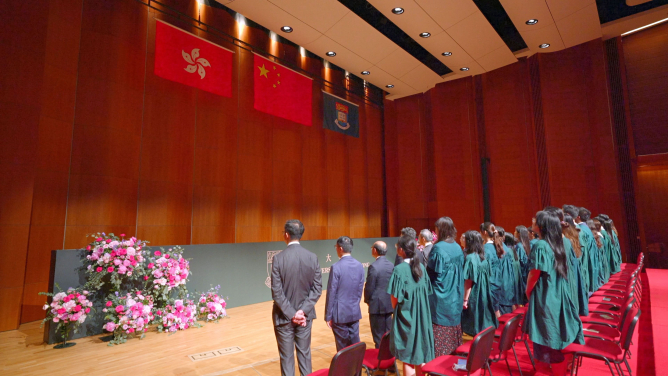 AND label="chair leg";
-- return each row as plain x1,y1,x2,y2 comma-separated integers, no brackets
605,360,617,376
614,362,625,376
624,358,632,376
362,365,371,376
523,339,536,370
512,344,523,376
570,355,578,376
505,358,514,376
487,363,494,376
